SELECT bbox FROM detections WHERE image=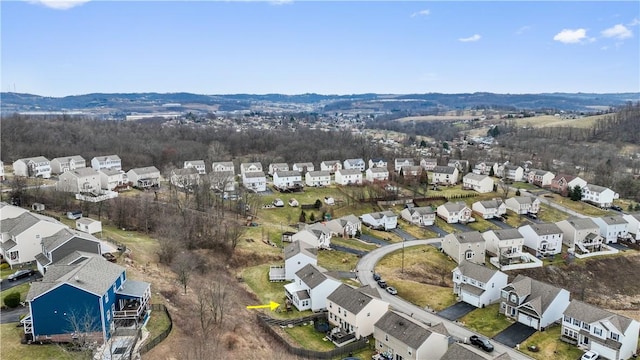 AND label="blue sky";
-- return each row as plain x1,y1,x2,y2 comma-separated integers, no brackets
1,1,639,96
